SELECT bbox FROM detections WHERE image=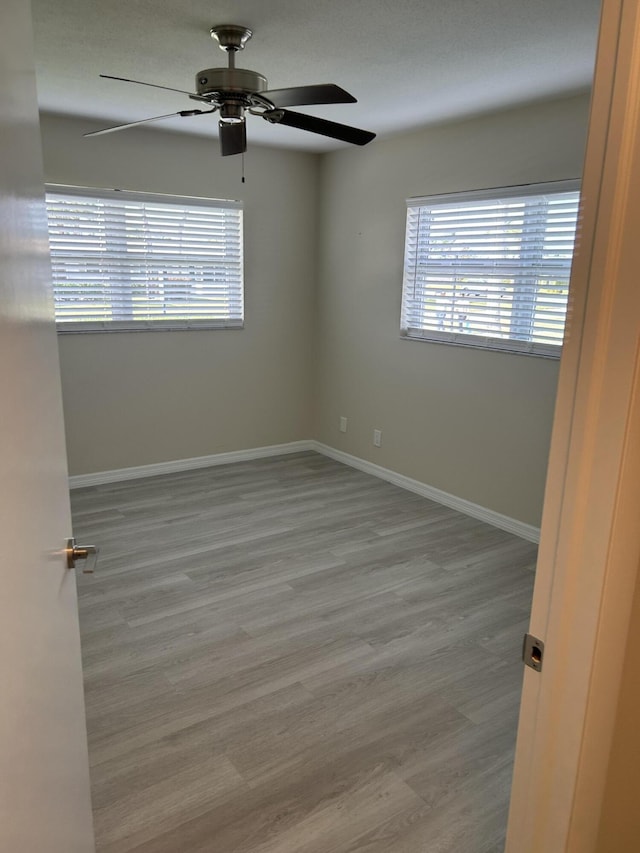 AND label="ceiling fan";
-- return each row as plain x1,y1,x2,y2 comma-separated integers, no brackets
85,24,376,155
